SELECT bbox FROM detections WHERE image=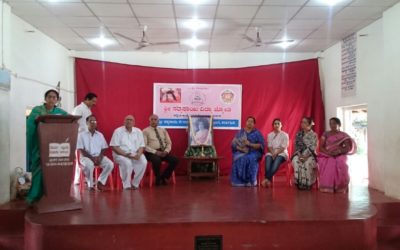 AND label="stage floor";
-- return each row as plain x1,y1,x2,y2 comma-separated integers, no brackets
23,177,399,250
